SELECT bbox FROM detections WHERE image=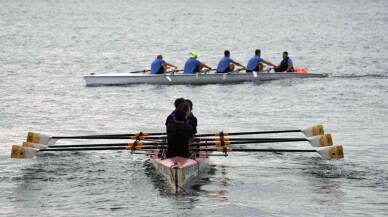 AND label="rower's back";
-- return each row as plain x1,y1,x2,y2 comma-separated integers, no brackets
166,109,193,158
